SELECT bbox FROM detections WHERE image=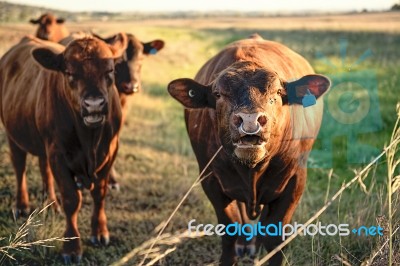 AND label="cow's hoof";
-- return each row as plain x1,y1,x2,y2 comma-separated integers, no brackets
62,254,71,265
44,201,62,214
235,243,256,258
62,253,81,265
90,235,100,246
247,244,256,257
101,234,110,245
54,204,62,214
90,234,110,246
235,244,245,257
108,182,120,191
15,207,31,218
